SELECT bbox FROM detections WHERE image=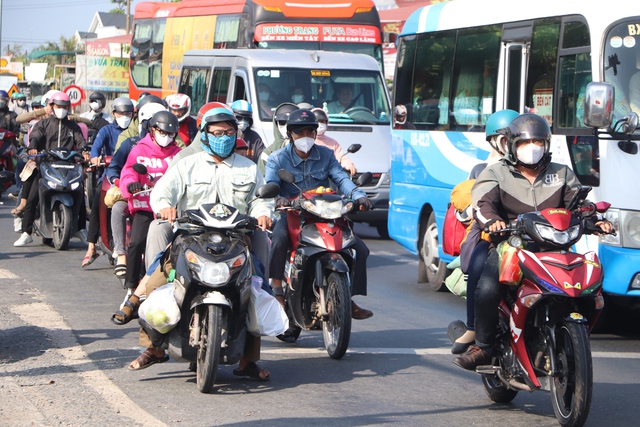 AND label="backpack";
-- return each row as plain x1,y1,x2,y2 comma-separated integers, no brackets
442,179,475,257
